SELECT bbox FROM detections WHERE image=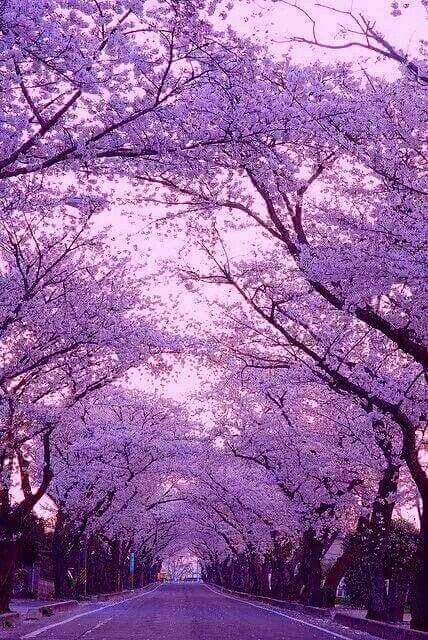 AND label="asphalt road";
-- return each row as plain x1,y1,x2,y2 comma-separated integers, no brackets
5,583,378,640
